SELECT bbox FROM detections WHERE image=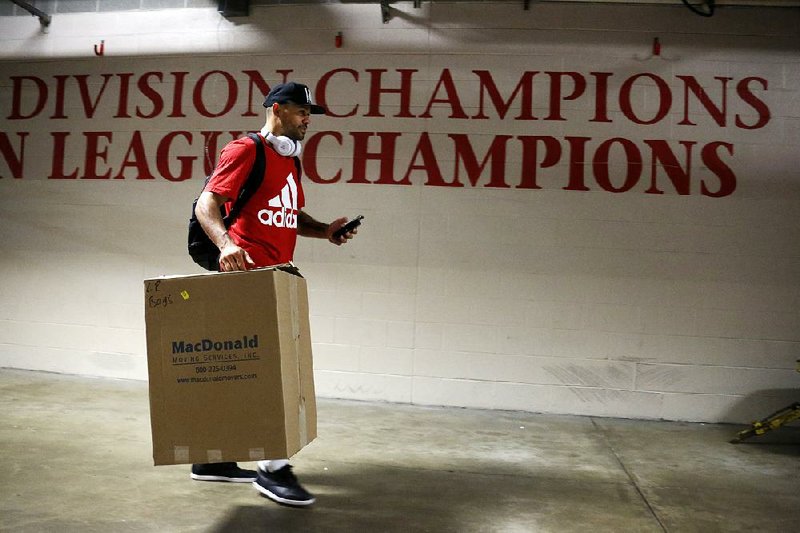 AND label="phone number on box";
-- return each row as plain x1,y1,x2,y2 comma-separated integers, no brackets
195,364,237,374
